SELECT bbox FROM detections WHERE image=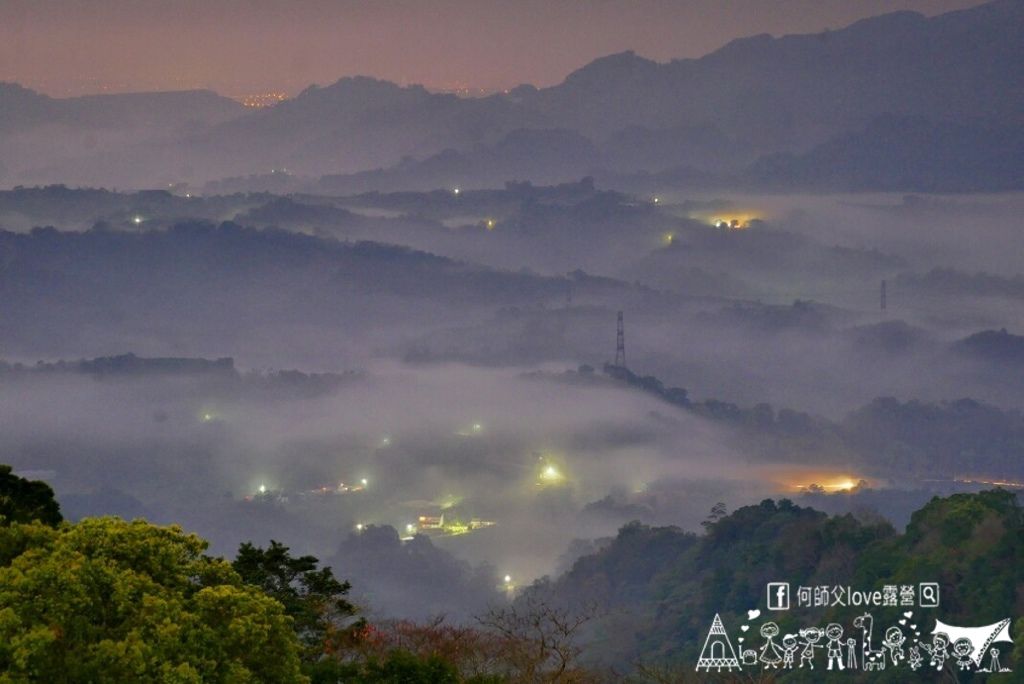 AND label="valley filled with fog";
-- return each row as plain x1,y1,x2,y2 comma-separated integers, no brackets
1,0,1021,654
2,182,1023,621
